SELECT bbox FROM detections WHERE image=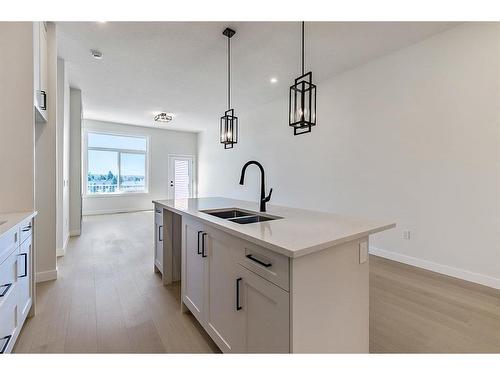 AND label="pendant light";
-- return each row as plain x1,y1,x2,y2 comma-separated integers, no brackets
220,27,238,149
289,21,317,135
